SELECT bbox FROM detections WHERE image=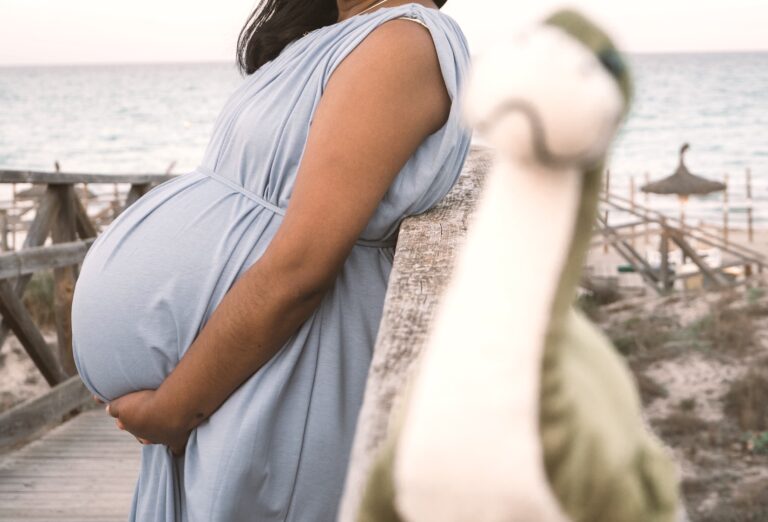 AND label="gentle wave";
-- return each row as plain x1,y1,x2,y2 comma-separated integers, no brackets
0,54,766,224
